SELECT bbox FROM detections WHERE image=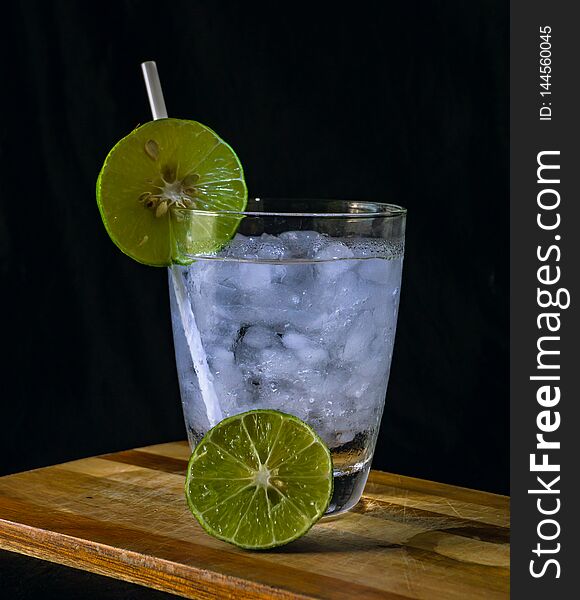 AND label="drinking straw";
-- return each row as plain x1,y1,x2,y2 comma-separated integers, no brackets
141,61,168,120
141,61,223,427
